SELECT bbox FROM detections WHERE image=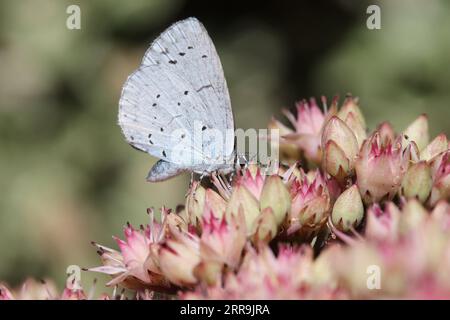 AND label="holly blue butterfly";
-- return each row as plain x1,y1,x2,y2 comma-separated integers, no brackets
118,17,235,182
